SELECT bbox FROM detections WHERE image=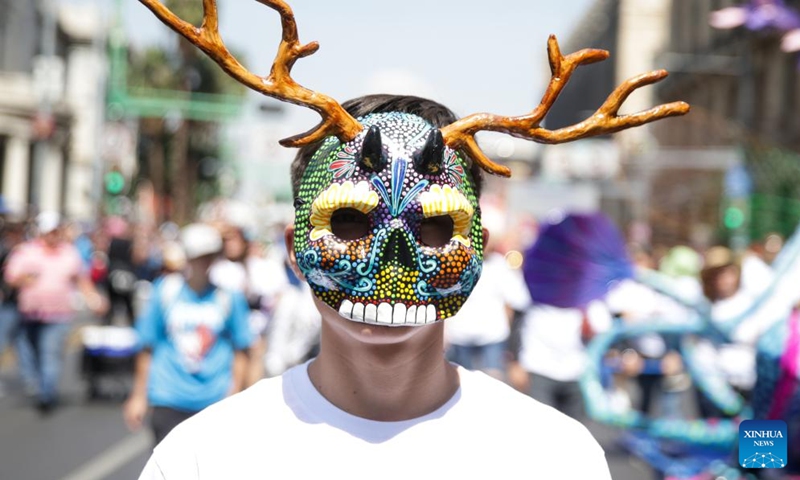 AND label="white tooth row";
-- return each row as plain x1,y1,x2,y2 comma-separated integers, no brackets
338,300,437,325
